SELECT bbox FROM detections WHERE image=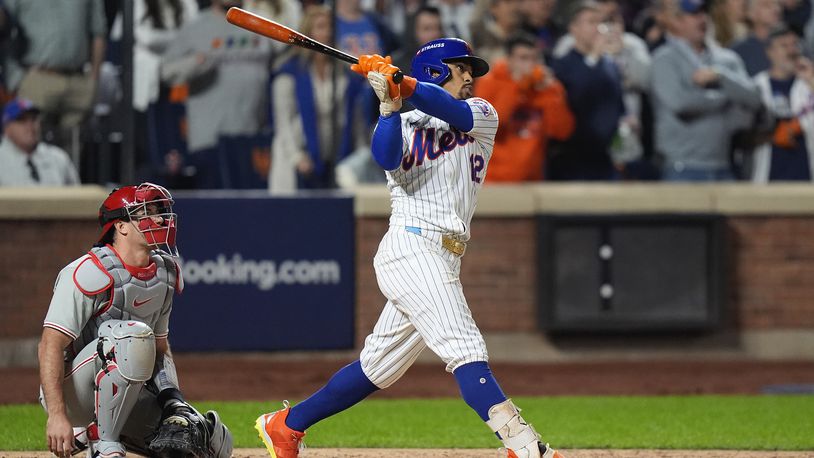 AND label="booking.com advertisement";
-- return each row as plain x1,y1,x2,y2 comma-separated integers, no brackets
167,193,355,351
